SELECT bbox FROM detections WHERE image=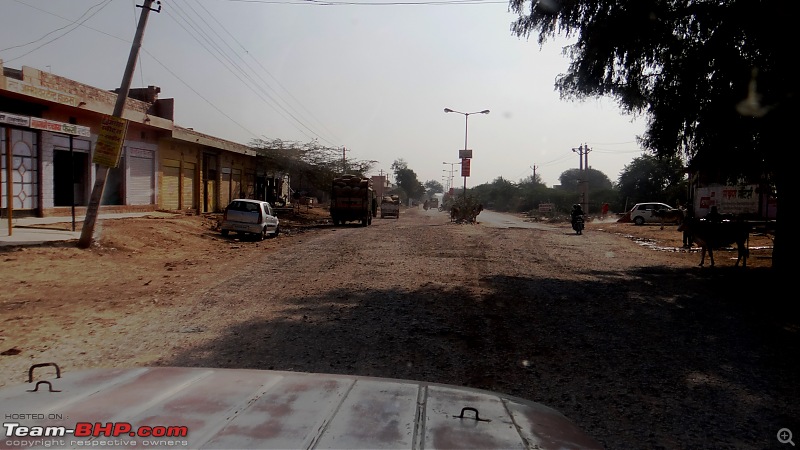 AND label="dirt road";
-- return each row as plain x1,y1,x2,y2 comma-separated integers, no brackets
0,206,793,449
